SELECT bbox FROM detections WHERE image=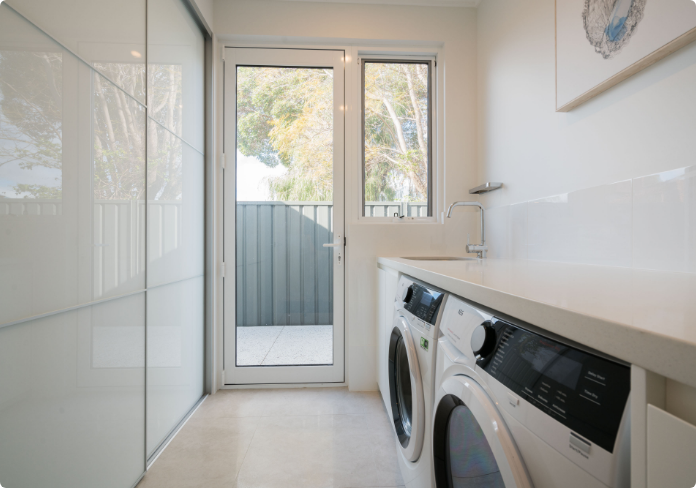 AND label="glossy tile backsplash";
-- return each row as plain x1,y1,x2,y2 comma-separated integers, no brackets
633,166,696,274
487,165,696,273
